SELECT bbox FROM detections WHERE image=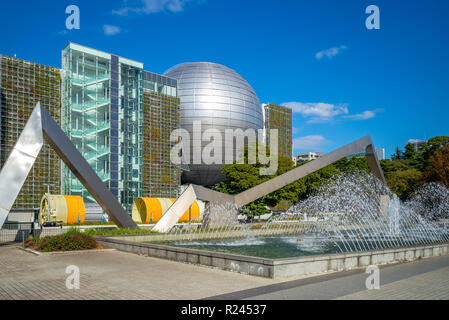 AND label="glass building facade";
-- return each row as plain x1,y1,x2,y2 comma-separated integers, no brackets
119,60,144,211
263,103,293,159
0,44,186,214
61,43,180,212
62,43,144,212
0,55,62,209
